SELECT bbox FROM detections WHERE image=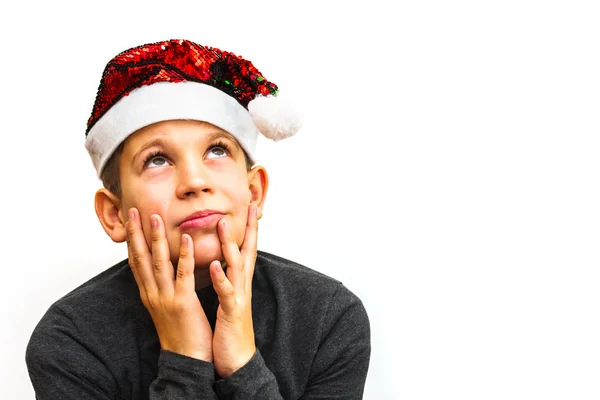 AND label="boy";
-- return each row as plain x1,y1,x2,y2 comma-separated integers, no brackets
26,39,370,399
